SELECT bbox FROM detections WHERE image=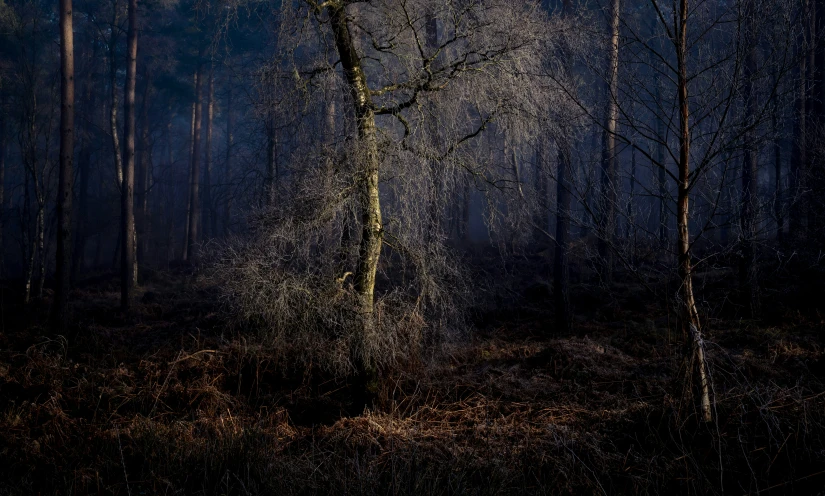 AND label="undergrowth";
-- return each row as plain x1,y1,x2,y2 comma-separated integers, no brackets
0,265,823,495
